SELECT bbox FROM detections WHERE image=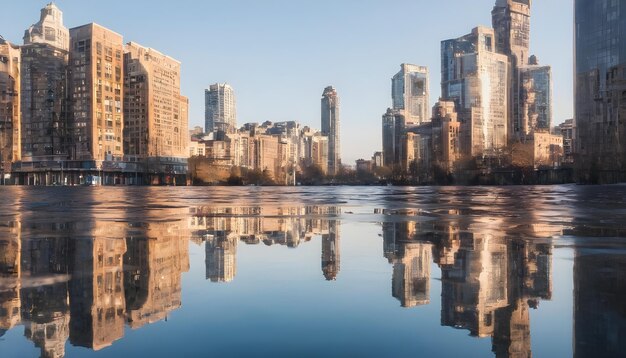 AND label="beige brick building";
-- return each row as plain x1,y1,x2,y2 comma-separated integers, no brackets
124,42,188,162
0,38,21,177
69,23,124,162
